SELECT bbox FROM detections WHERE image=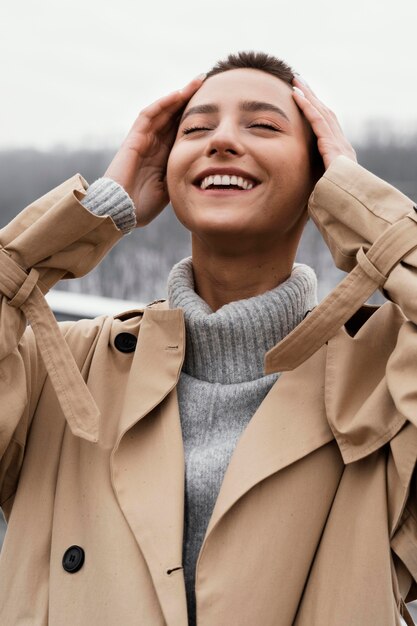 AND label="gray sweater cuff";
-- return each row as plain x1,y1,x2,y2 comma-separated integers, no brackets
81,178,137,234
